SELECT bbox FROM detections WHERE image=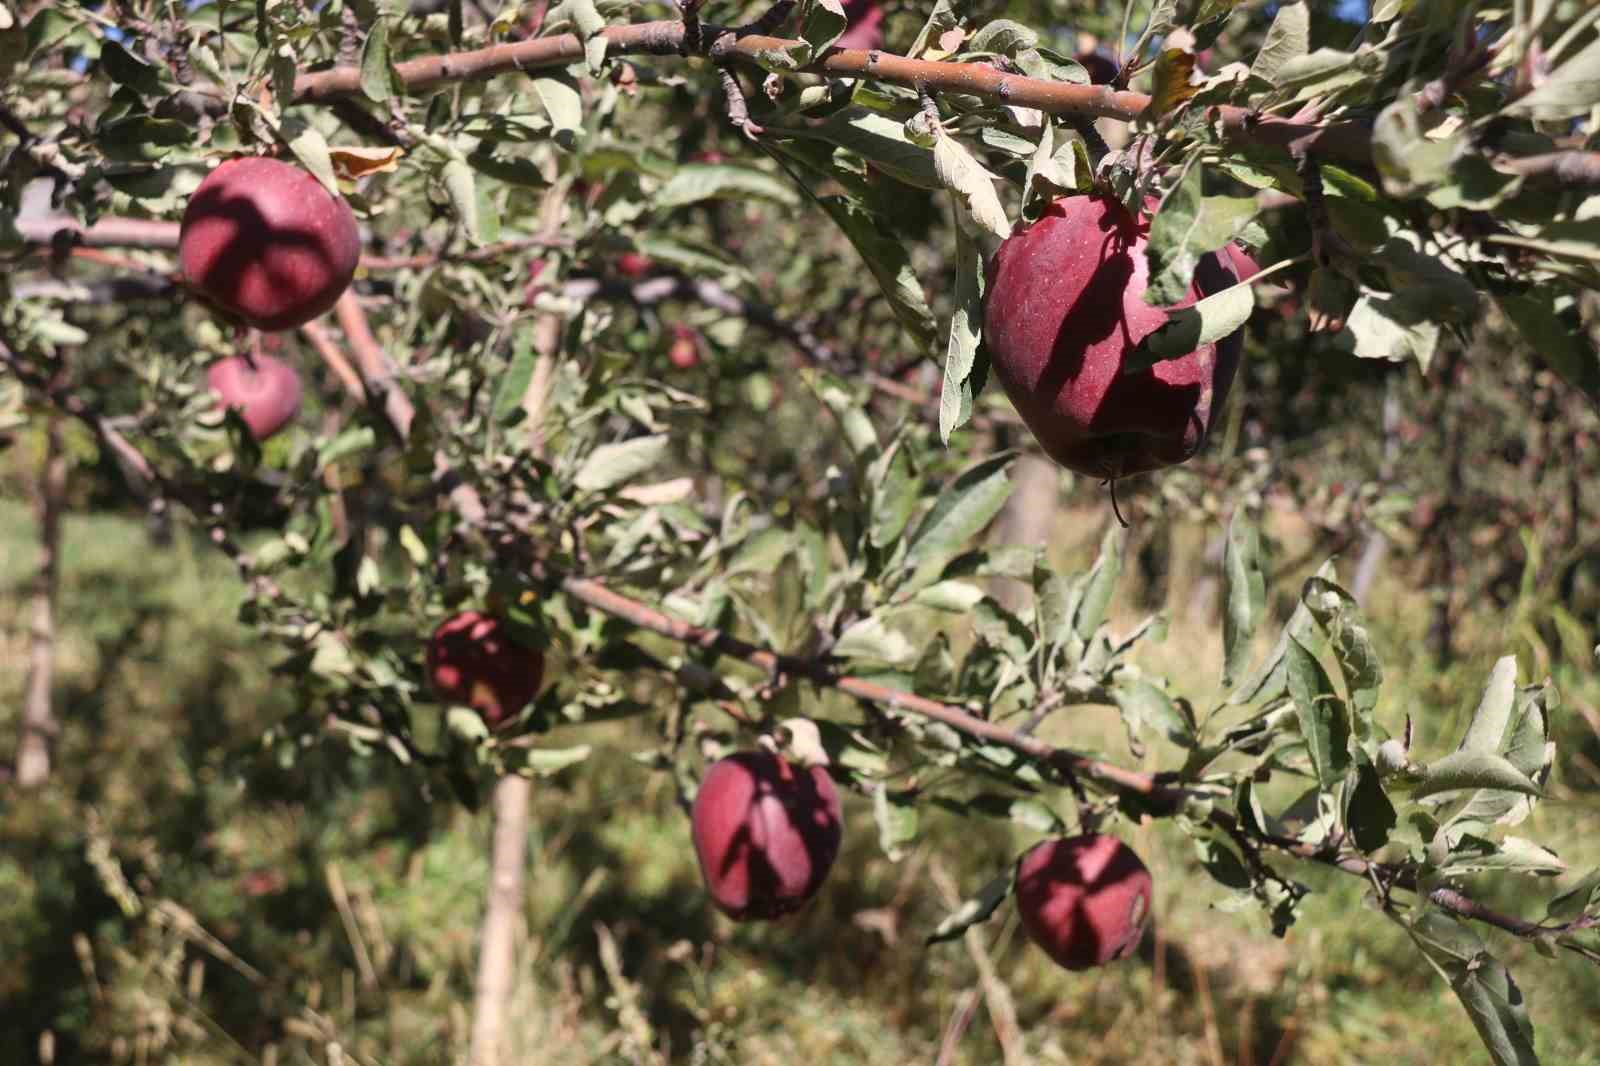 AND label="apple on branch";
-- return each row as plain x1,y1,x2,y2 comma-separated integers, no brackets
180,157,362,333
690,751,843,921
983,193,1247,480
207,353,303,441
